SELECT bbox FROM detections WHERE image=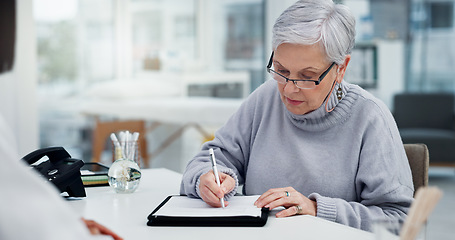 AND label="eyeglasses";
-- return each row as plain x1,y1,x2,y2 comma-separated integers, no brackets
266,51,336,90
